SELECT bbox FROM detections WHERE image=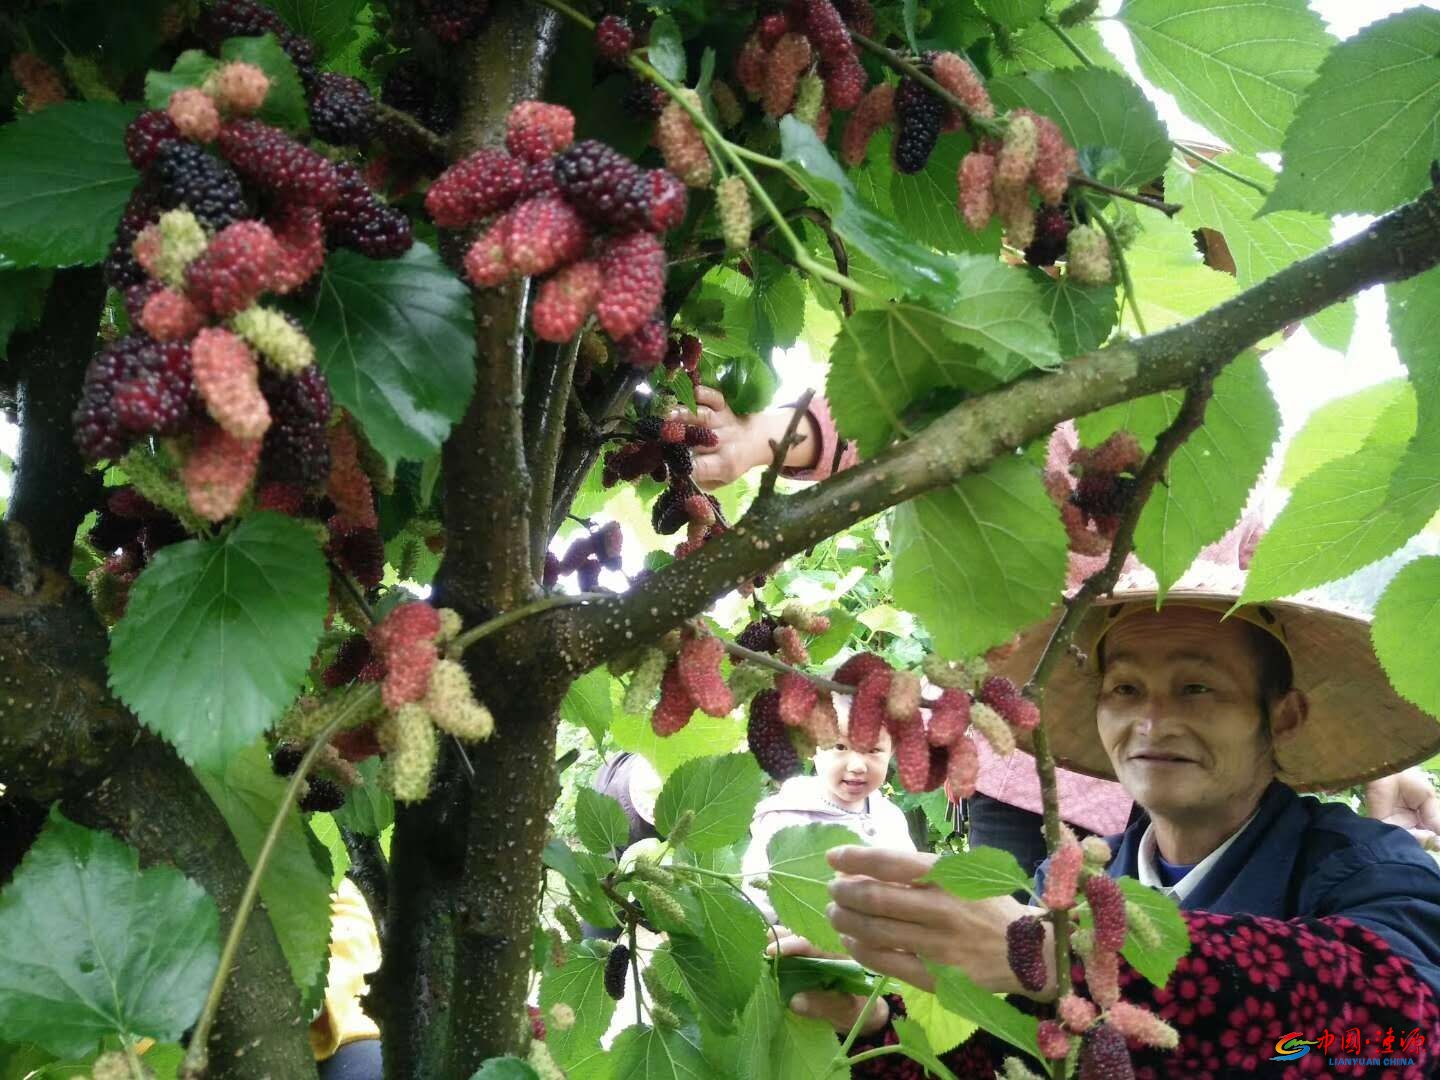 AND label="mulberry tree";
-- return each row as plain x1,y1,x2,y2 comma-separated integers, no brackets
3,0,1440,1078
